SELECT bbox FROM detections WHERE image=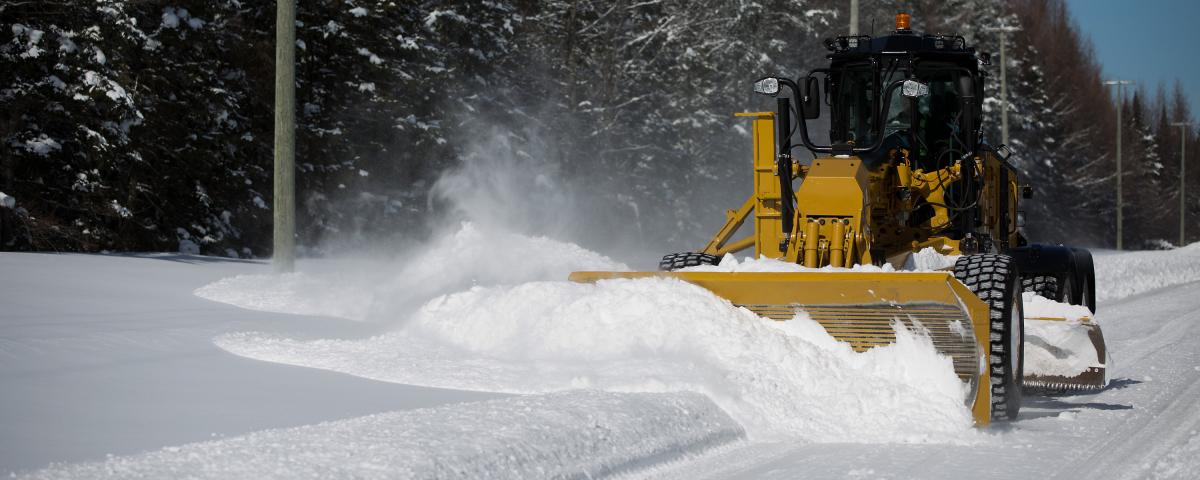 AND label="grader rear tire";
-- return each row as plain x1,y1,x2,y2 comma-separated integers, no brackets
1021,275,1058,300
1070,248,1098,314
954,254,1024,421
659,252,720,271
